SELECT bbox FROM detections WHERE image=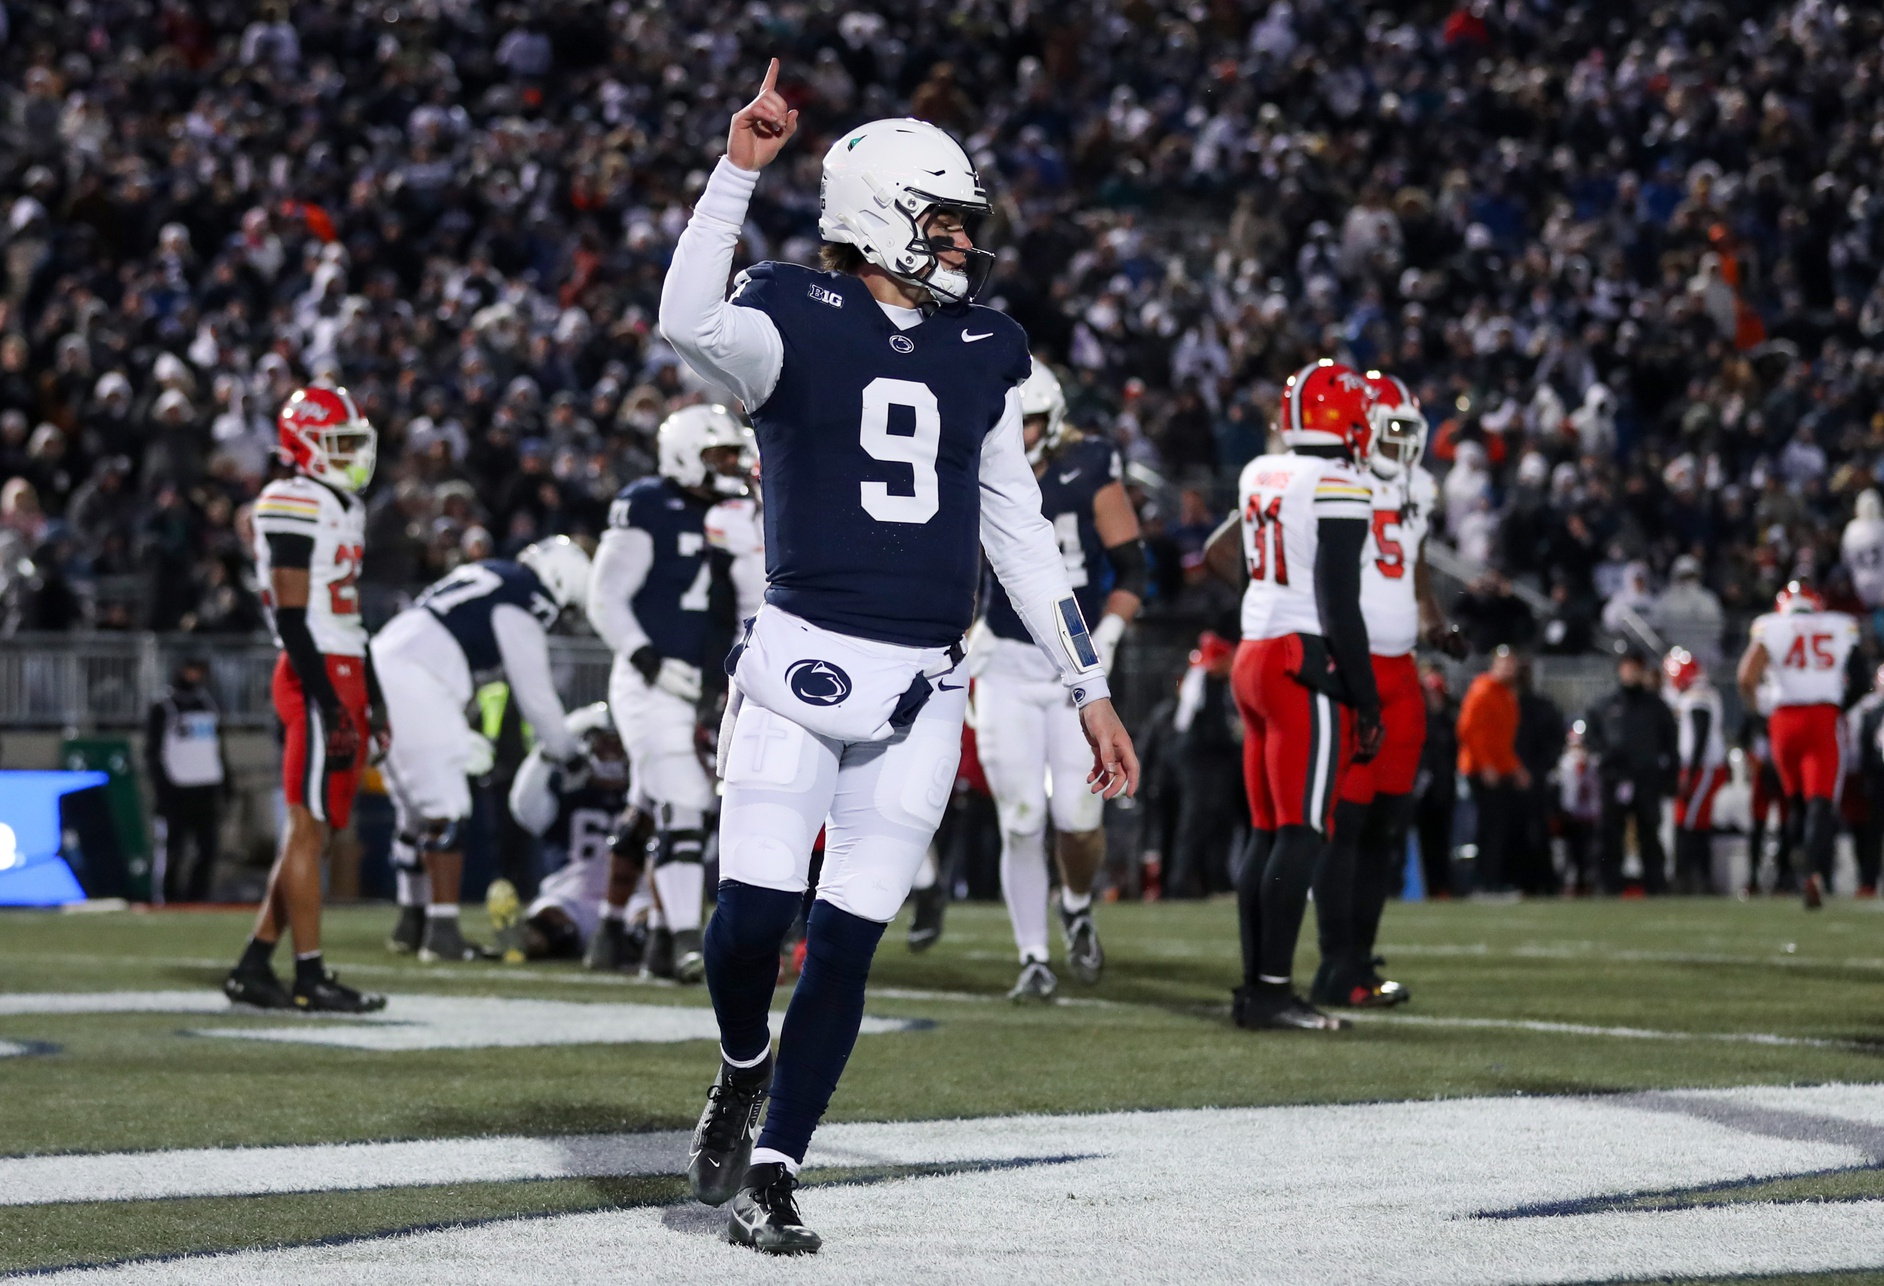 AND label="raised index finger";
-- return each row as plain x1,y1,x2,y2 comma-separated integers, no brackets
759,57,780,95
